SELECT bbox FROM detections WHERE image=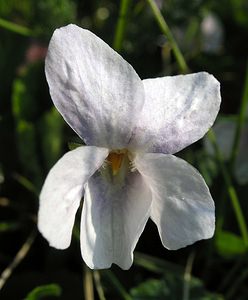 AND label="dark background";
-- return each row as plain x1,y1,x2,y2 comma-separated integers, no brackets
1,0,248,299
